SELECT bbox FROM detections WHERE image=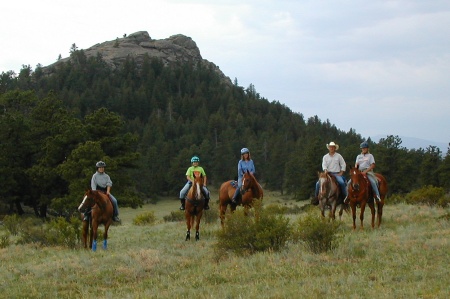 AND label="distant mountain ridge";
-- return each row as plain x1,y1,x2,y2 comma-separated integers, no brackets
43,30,232,85
371,135,448,154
